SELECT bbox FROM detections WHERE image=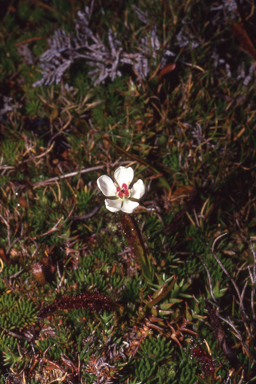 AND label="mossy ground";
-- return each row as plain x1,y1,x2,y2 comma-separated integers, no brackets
0,0,256,383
